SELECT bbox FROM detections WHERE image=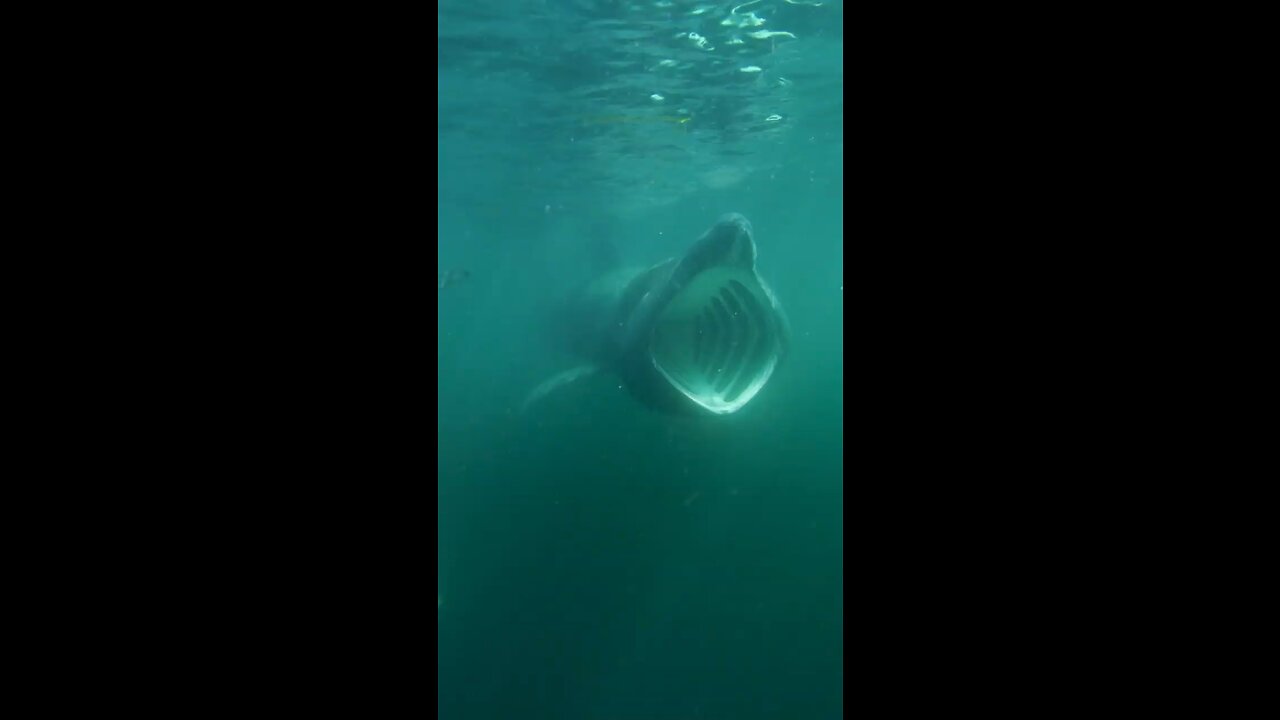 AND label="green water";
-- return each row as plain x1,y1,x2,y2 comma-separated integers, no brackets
439,2,842,717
